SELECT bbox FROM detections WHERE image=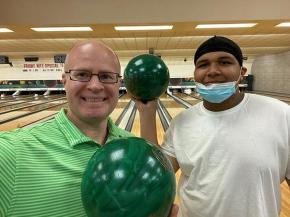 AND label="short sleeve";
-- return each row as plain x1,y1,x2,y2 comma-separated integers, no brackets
0,132,17,216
